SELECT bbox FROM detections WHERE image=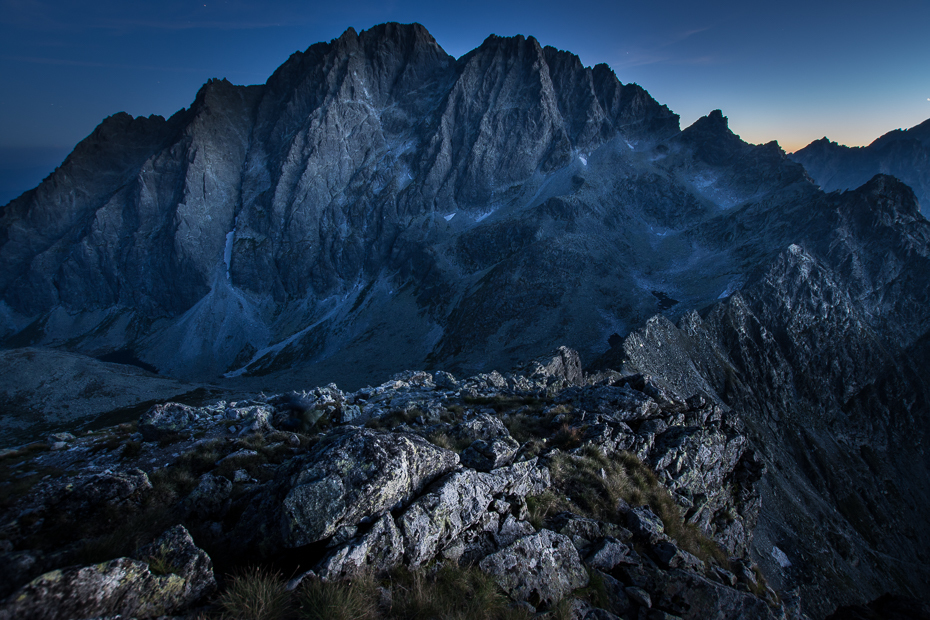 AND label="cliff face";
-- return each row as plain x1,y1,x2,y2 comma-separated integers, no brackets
790,118,930,217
